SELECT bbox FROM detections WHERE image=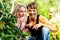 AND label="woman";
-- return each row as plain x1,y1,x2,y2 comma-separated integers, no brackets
13,4,26,30
13,4,28,40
